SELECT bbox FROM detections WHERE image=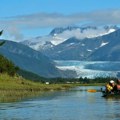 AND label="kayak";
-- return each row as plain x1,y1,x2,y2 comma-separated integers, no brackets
102,92,120,98
101,89,120,98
